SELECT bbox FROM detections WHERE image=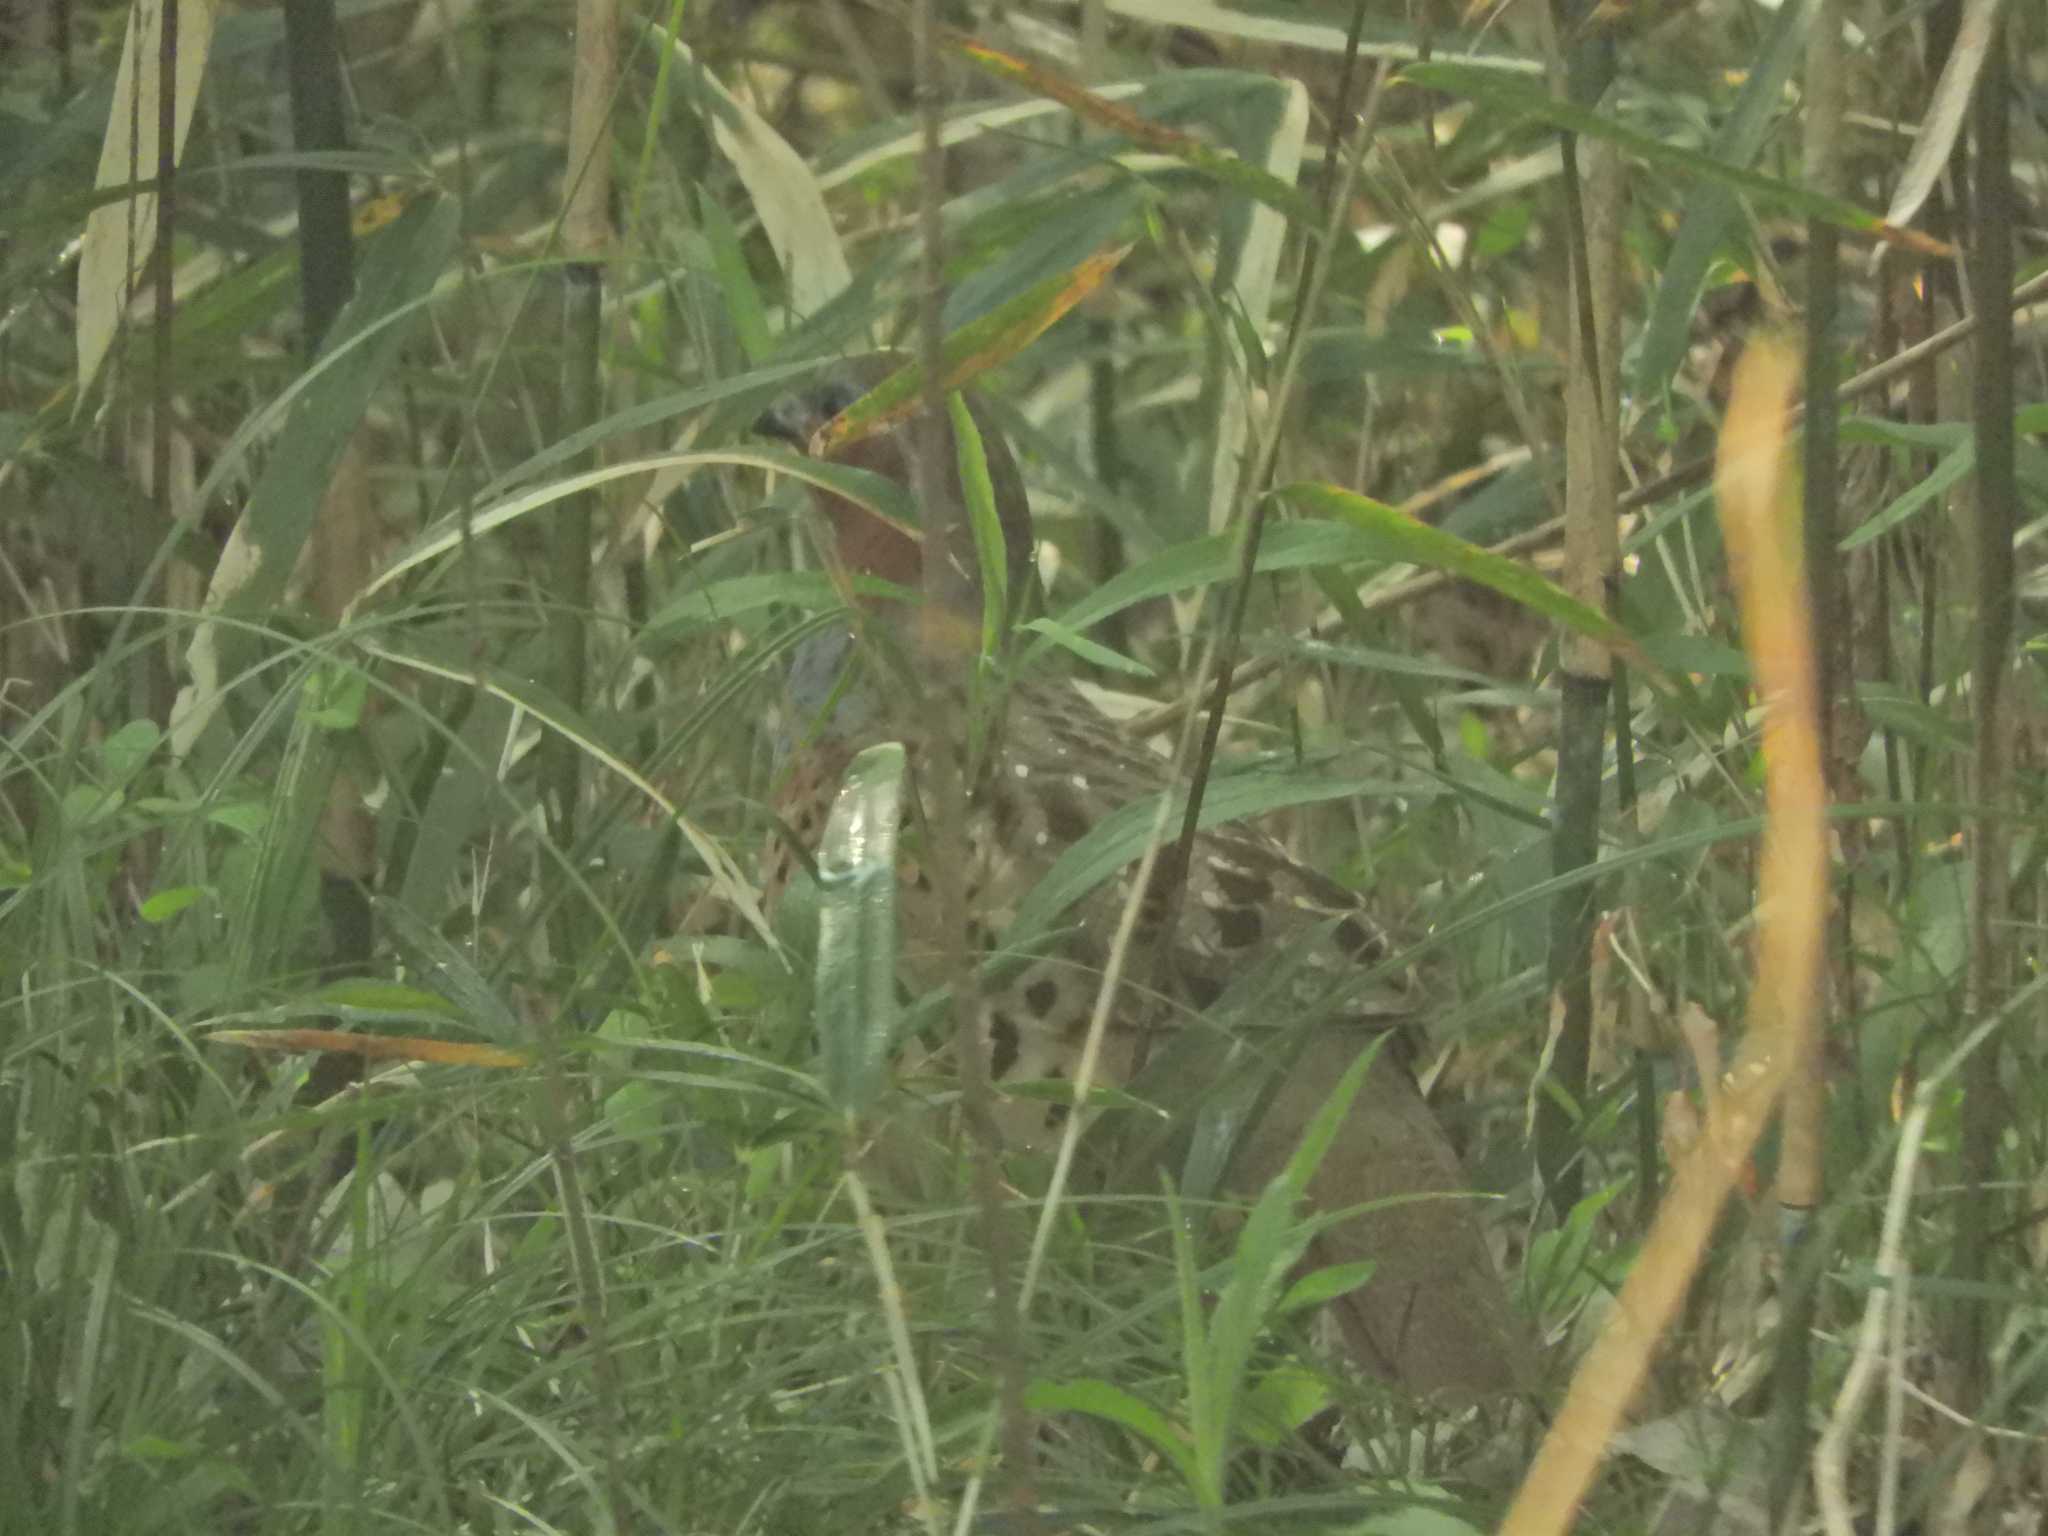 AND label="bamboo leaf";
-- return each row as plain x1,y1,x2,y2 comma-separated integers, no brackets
1402,62,1952,259
1275,482,1657,676
813,743,908,1119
